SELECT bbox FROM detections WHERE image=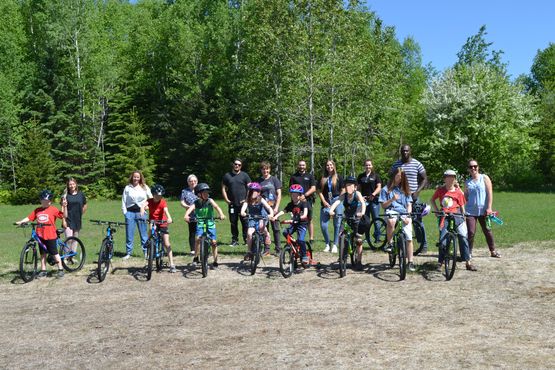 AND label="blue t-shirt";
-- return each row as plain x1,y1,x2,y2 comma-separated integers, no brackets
379,185,412,213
